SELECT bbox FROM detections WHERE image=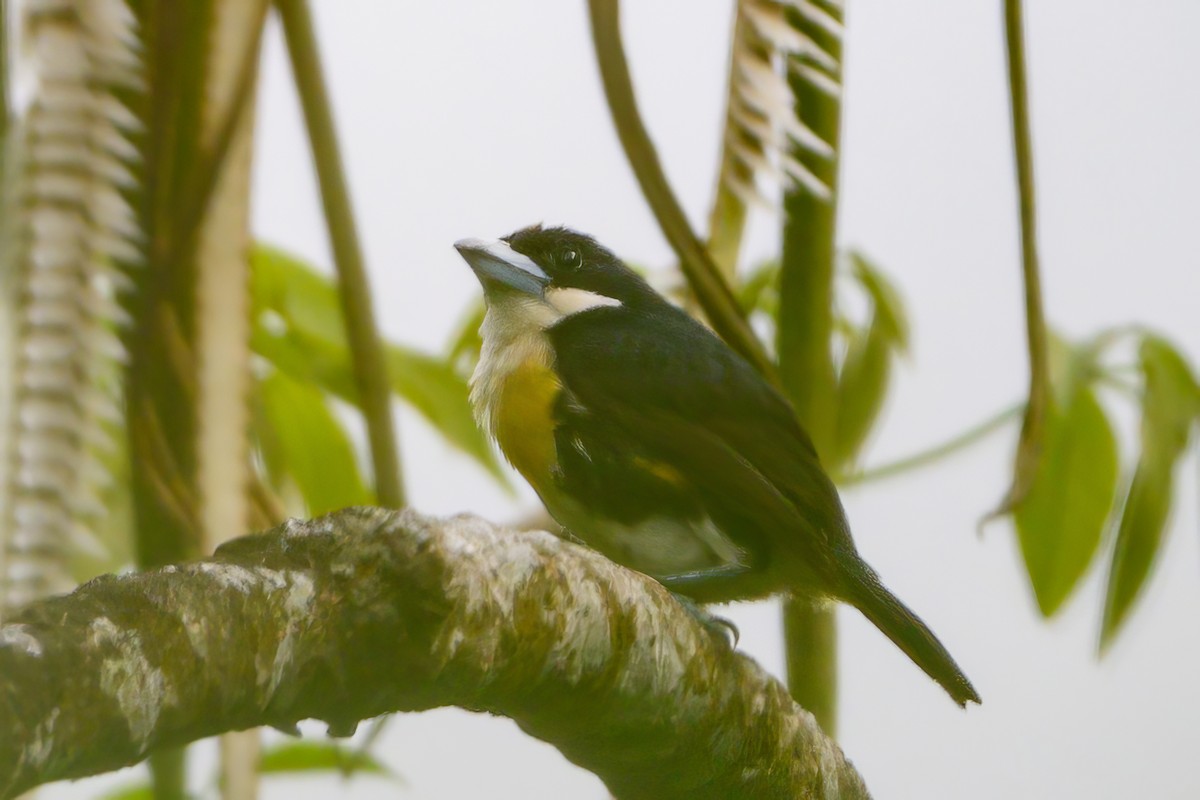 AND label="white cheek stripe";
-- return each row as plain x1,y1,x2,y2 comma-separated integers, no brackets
546,287,623,317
